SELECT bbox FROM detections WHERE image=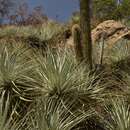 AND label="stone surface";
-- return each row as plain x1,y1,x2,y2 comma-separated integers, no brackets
92,20,130,47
